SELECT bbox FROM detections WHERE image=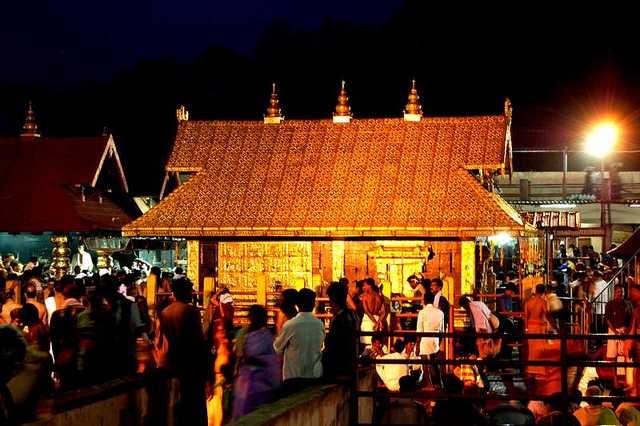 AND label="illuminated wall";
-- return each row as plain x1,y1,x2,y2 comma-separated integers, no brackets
218,241,312,305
